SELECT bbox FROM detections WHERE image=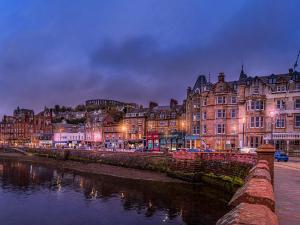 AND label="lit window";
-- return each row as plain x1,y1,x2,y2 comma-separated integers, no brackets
276,117,285,128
